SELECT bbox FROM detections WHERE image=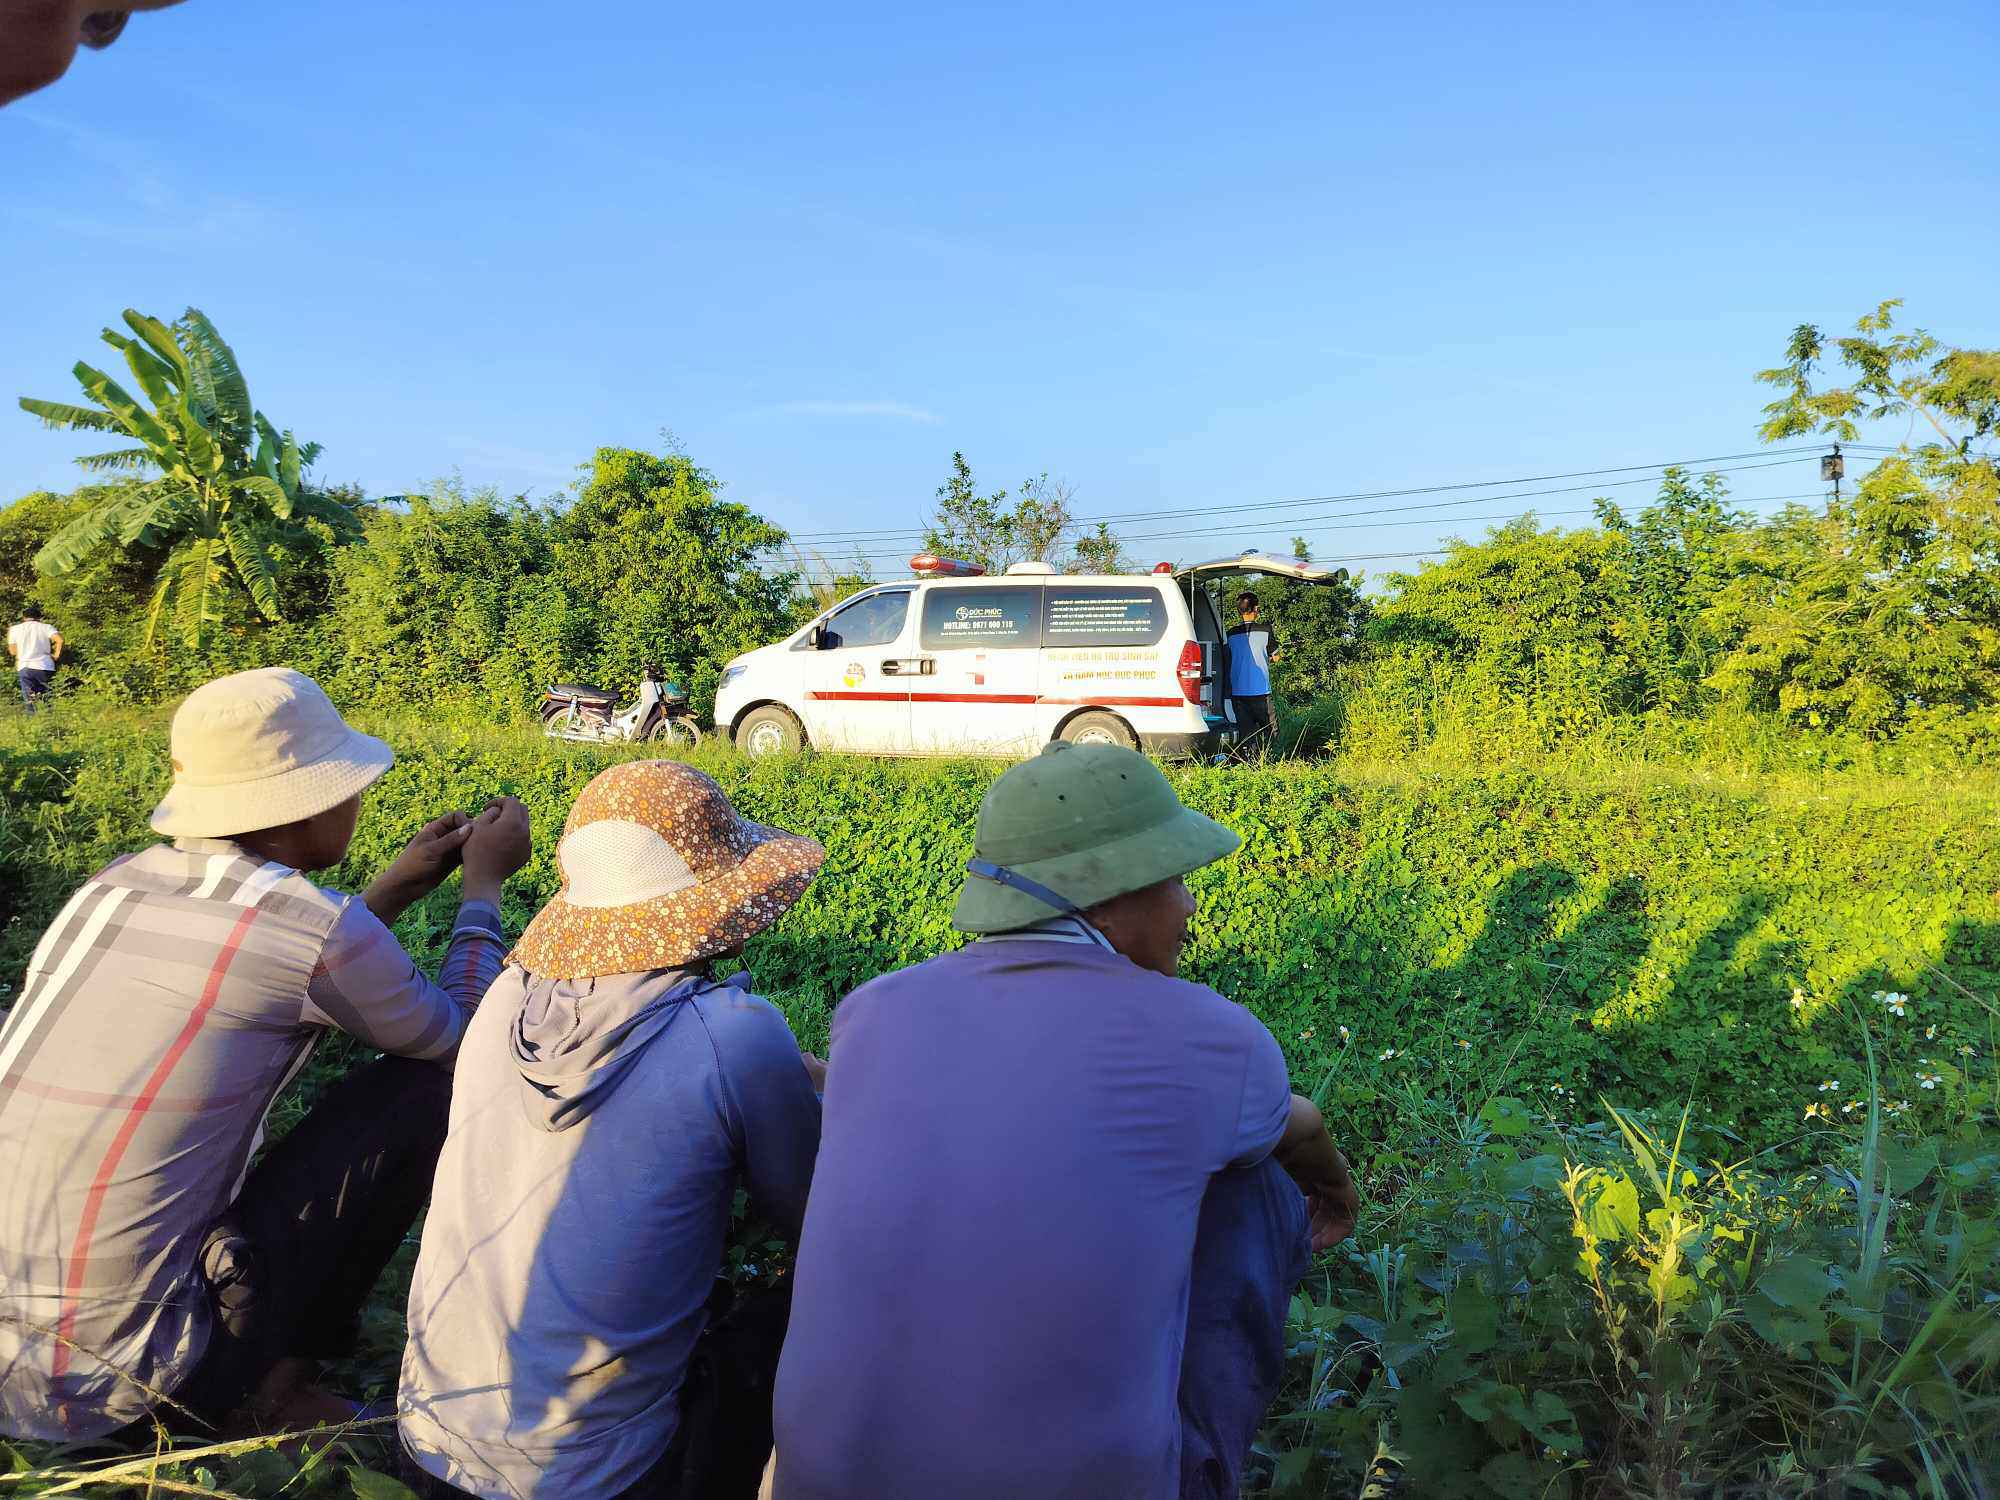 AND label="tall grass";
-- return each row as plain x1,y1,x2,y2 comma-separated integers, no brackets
1,697,1994,1497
